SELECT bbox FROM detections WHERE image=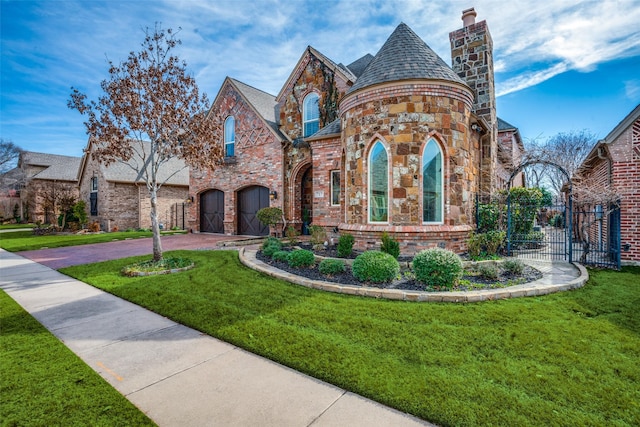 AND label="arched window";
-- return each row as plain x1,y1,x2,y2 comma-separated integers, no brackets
369,140,388,222
303,93,319,137
224,116,235,157
422,138,443,223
